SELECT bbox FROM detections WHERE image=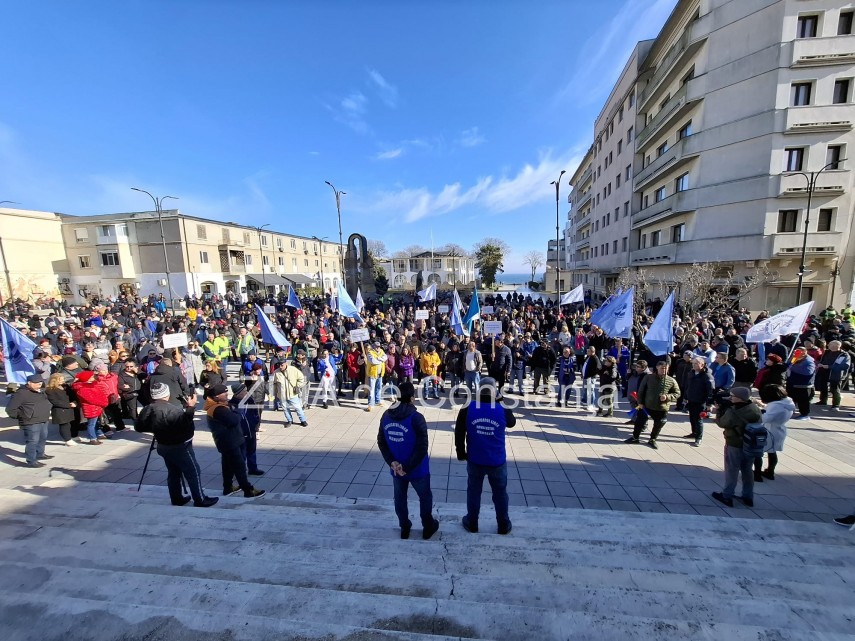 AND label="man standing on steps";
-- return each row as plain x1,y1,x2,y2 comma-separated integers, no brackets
624,361,680,450
7,374,53,468
454,377,517,535
135,382,218,507
377,382,439,540
204,384,266,500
